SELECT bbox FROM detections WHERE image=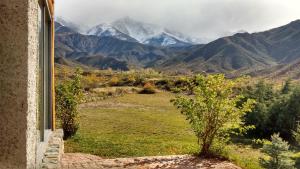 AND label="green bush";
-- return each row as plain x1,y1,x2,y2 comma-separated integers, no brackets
56,68,83,139
172,74,255,156
260,133,295,169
